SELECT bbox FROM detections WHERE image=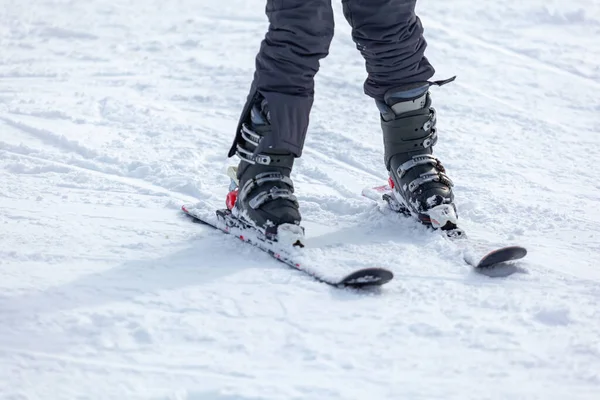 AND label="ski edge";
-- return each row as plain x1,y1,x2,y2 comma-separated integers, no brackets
181,204,394,288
